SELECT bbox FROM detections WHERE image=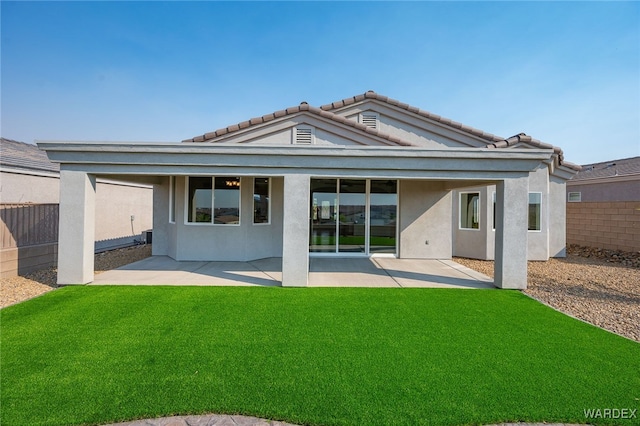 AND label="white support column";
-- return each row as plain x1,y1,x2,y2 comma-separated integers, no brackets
282,174,310,287
57,170,96,285
494,175,529,289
